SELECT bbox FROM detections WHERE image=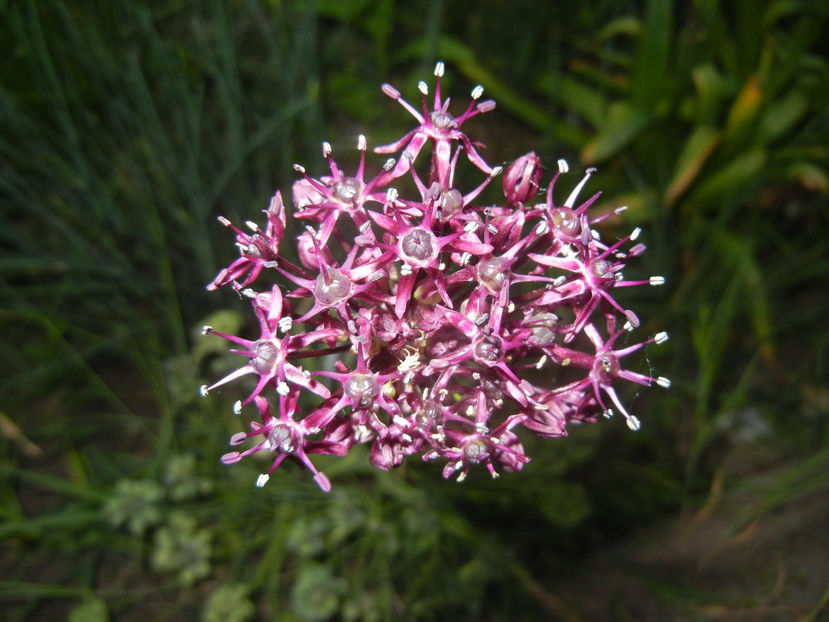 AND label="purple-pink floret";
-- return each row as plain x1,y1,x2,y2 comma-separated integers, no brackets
202,62,669,491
